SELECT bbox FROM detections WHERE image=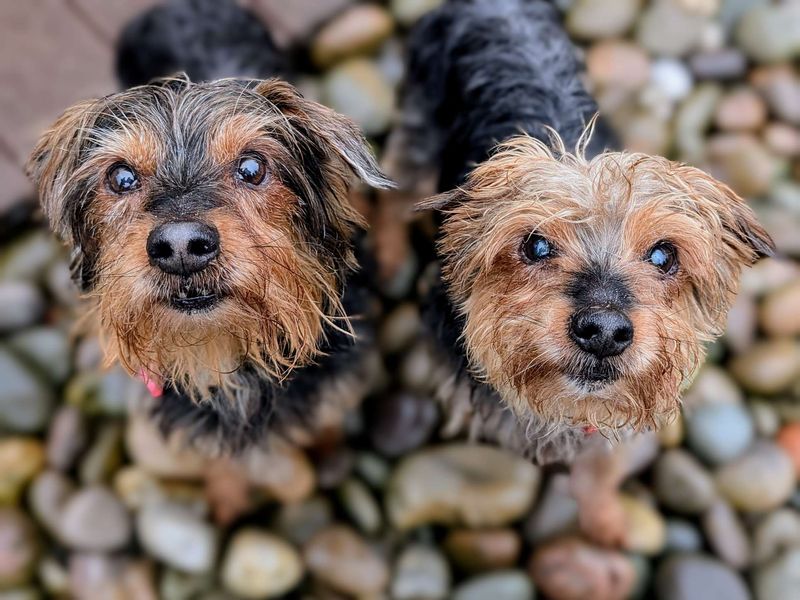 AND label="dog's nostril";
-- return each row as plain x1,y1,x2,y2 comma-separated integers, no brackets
149,240,173,259
613,326,633,343
575,322,599,340
187,238,217,257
